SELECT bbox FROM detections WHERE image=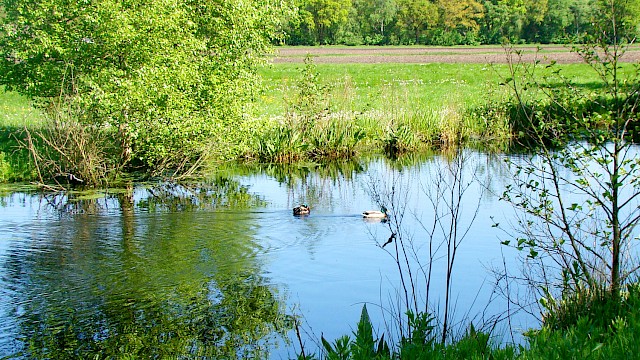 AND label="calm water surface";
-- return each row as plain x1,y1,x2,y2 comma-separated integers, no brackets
0,152,533,359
